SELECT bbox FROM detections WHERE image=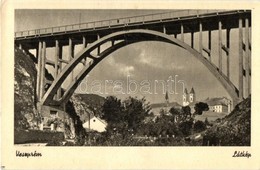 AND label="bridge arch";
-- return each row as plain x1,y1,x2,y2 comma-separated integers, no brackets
41,29,239,107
